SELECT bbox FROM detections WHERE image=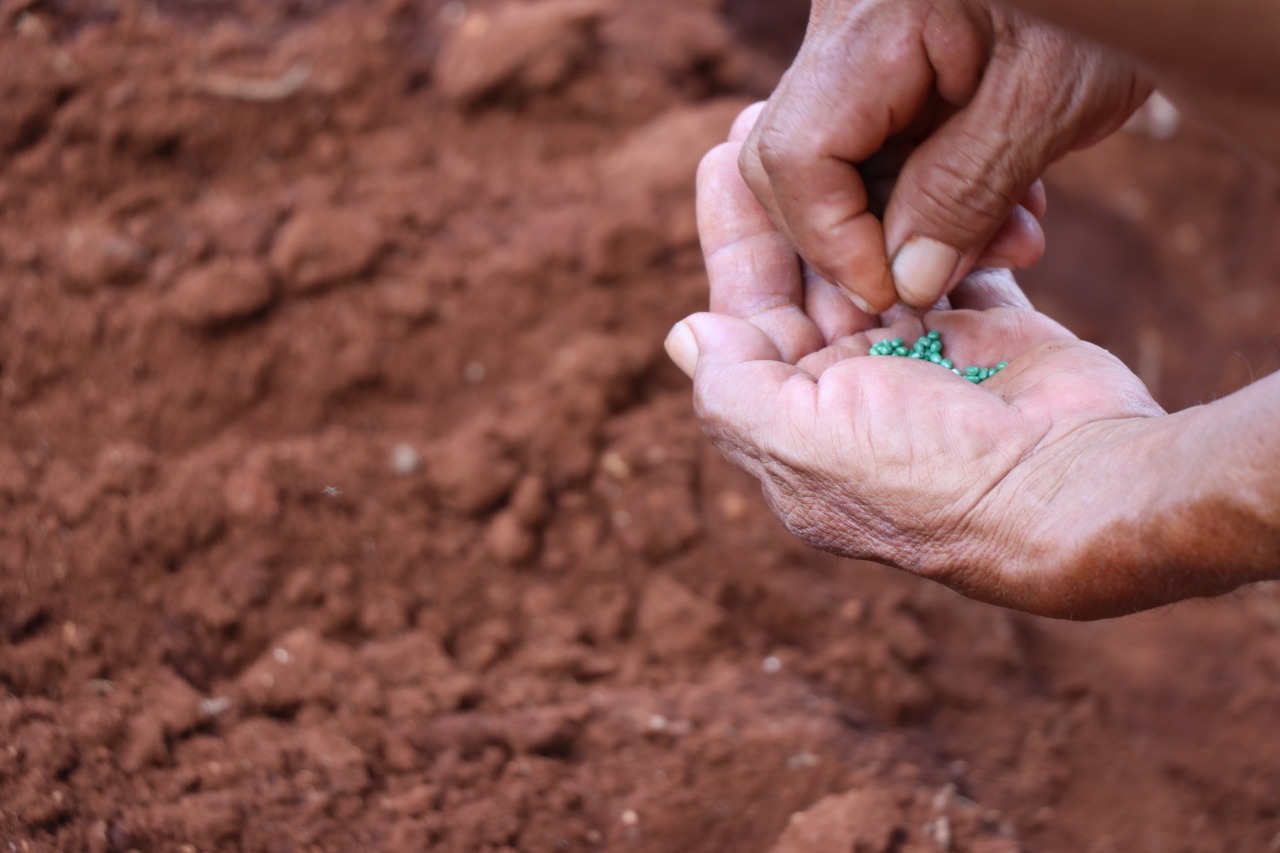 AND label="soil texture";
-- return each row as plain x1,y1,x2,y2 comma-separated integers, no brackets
3,1,1280,851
